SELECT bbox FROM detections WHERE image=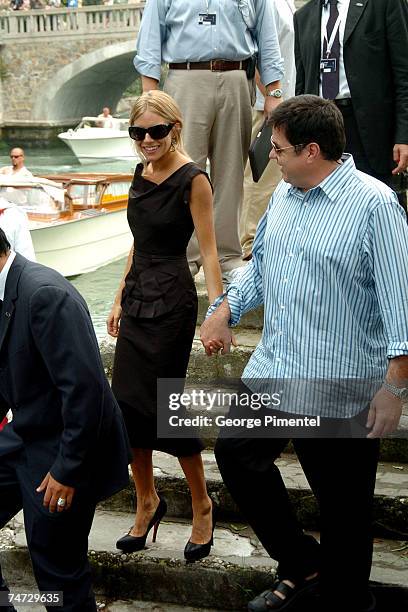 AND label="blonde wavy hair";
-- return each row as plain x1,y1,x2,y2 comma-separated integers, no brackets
130,91,188,160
